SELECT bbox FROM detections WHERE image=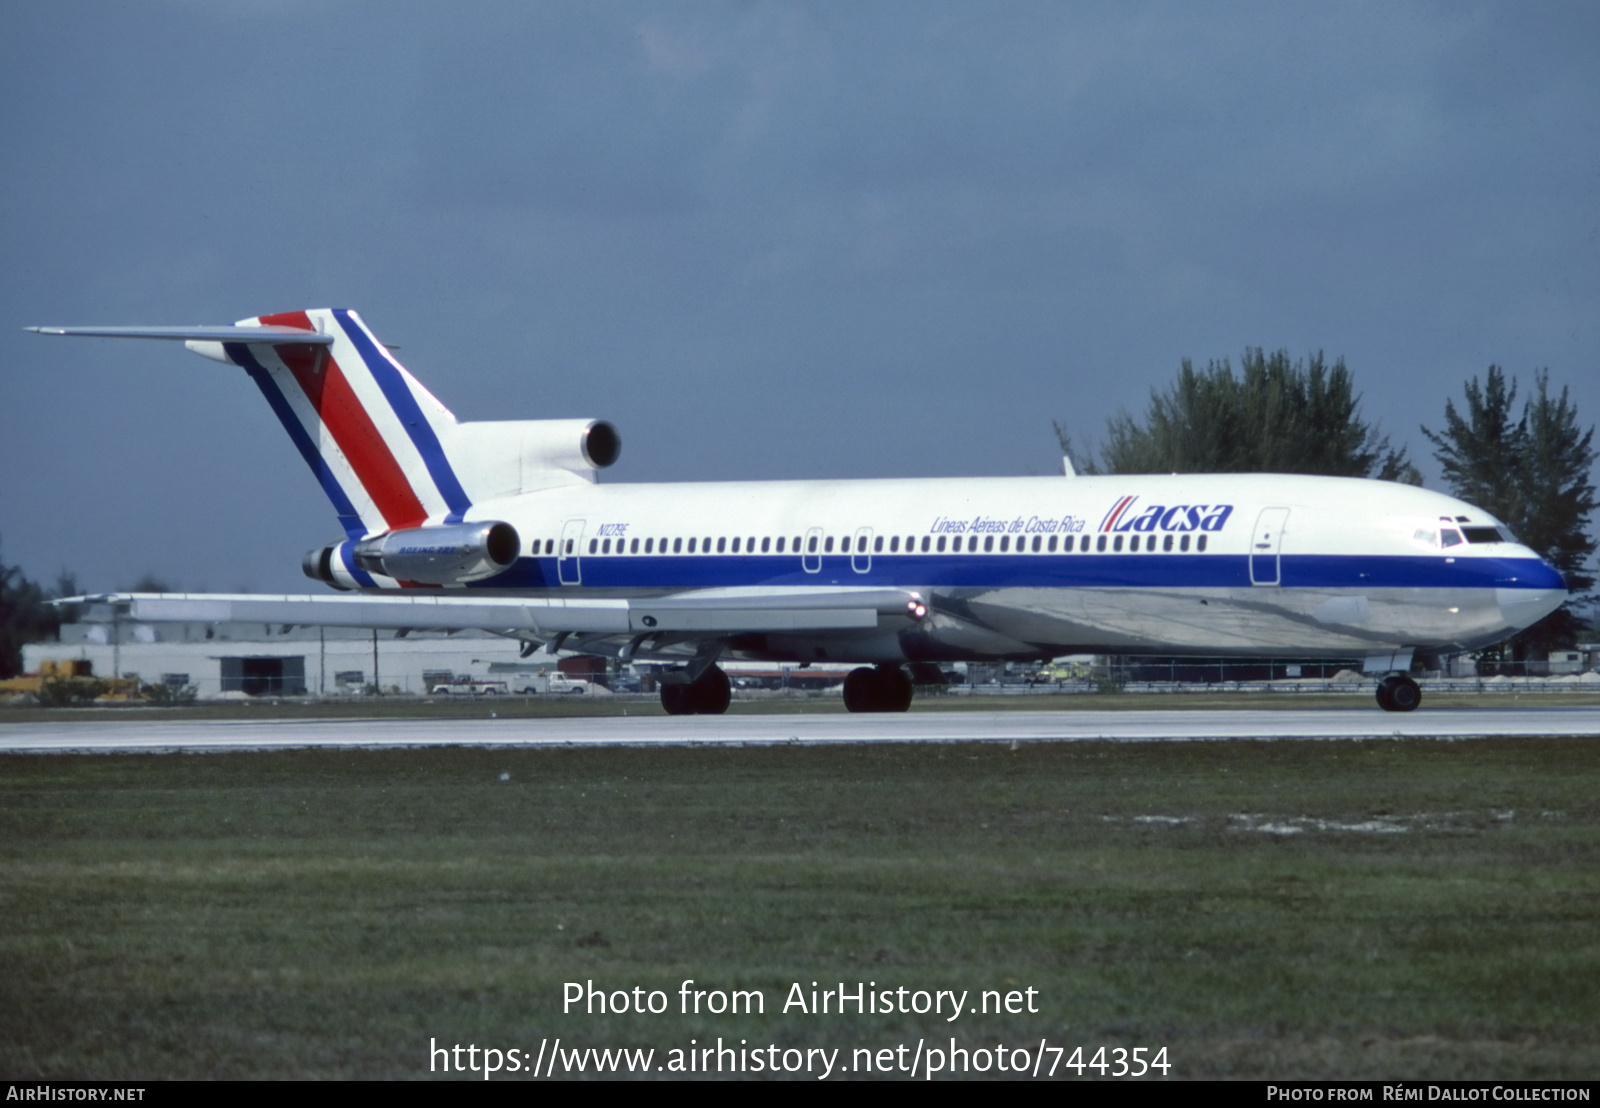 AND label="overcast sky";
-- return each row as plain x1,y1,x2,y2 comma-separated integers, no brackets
3,1,1596,593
